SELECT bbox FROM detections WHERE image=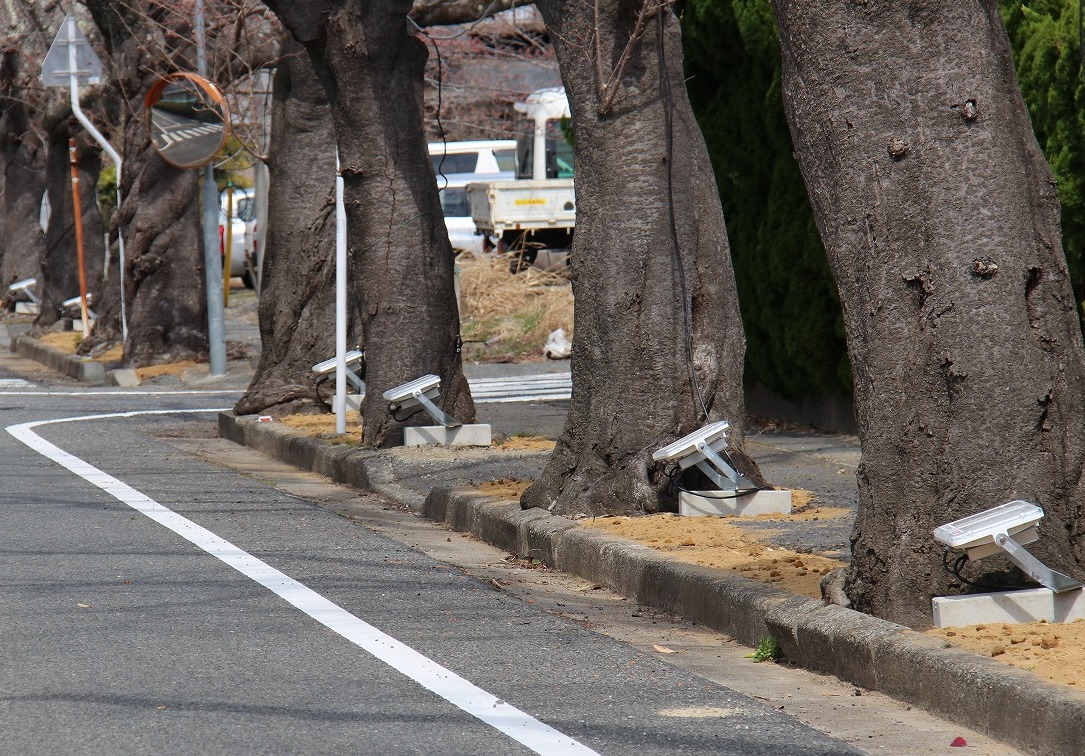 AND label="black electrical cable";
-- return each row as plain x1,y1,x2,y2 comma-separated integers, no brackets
663,462,766,500
940,547,1023,592
656,8,710,423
